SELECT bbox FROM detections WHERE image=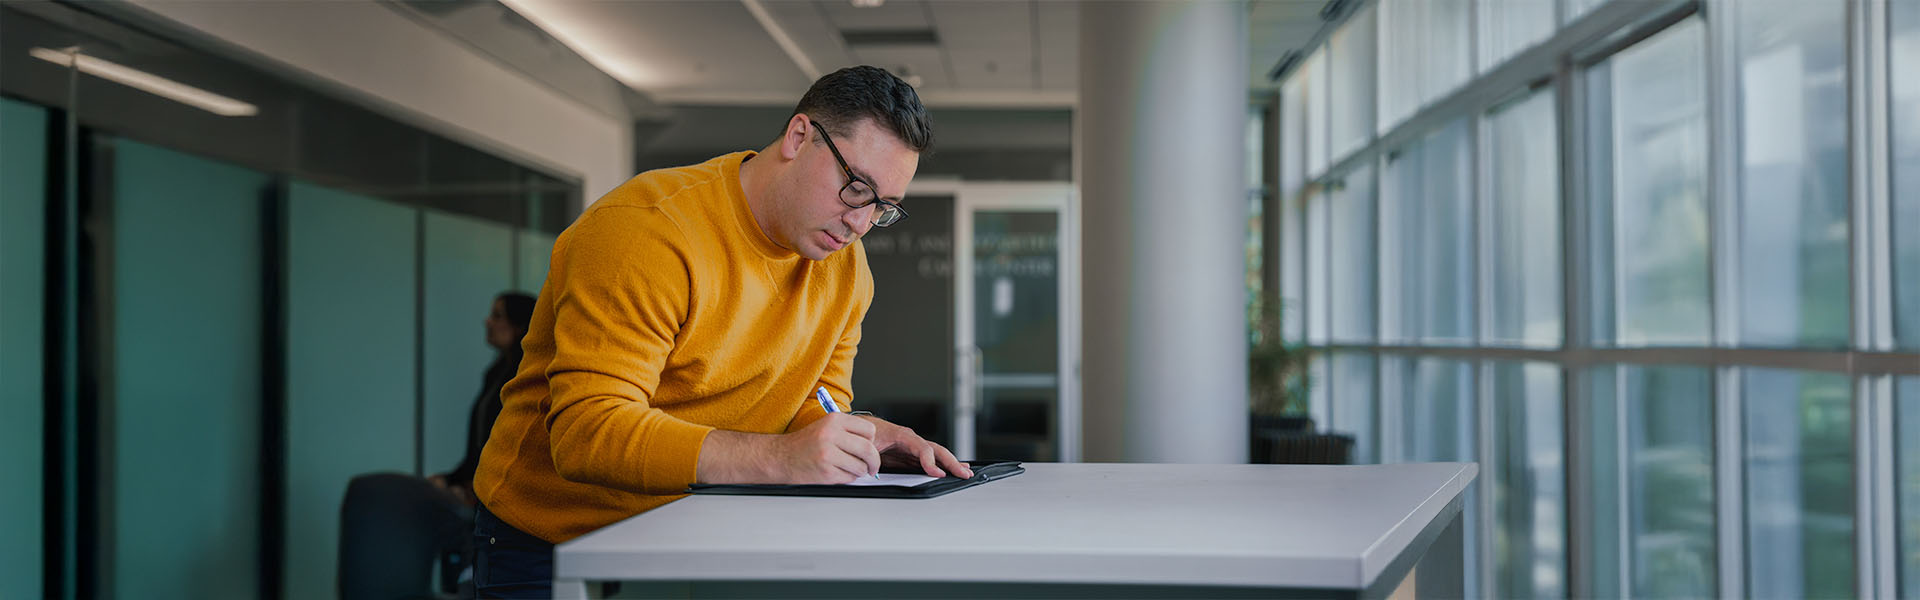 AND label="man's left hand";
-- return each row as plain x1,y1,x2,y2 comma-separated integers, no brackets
860,416,974,479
